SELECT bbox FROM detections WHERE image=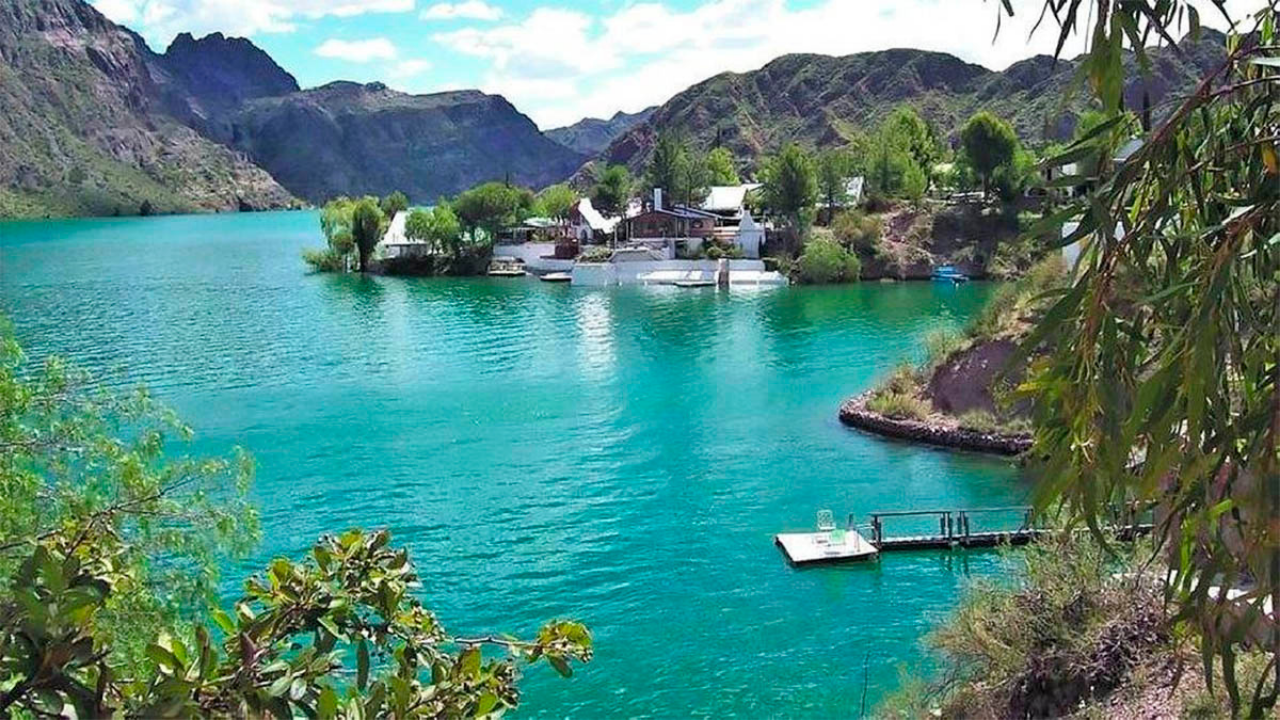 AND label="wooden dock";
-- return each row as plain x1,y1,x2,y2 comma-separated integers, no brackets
776,507,1152,566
